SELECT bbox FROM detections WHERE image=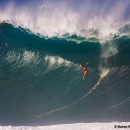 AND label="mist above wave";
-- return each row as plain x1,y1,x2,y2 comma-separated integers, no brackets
0,0,130,42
